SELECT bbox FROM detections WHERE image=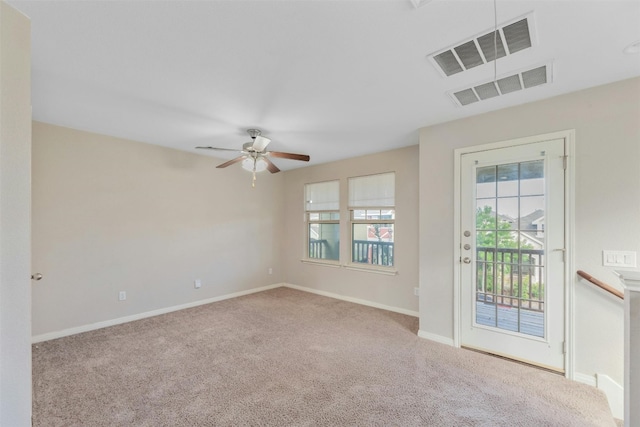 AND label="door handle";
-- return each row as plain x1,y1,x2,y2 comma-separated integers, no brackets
31,273,43,281
462,257,471,264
